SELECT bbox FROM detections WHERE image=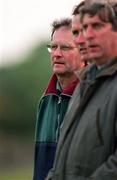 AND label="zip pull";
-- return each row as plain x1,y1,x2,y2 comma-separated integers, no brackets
58,96,62,104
